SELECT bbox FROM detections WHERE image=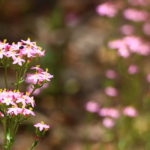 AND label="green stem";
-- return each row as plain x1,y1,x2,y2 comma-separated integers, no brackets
4,66,8,89
3,120,14,150
29,140,39,150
